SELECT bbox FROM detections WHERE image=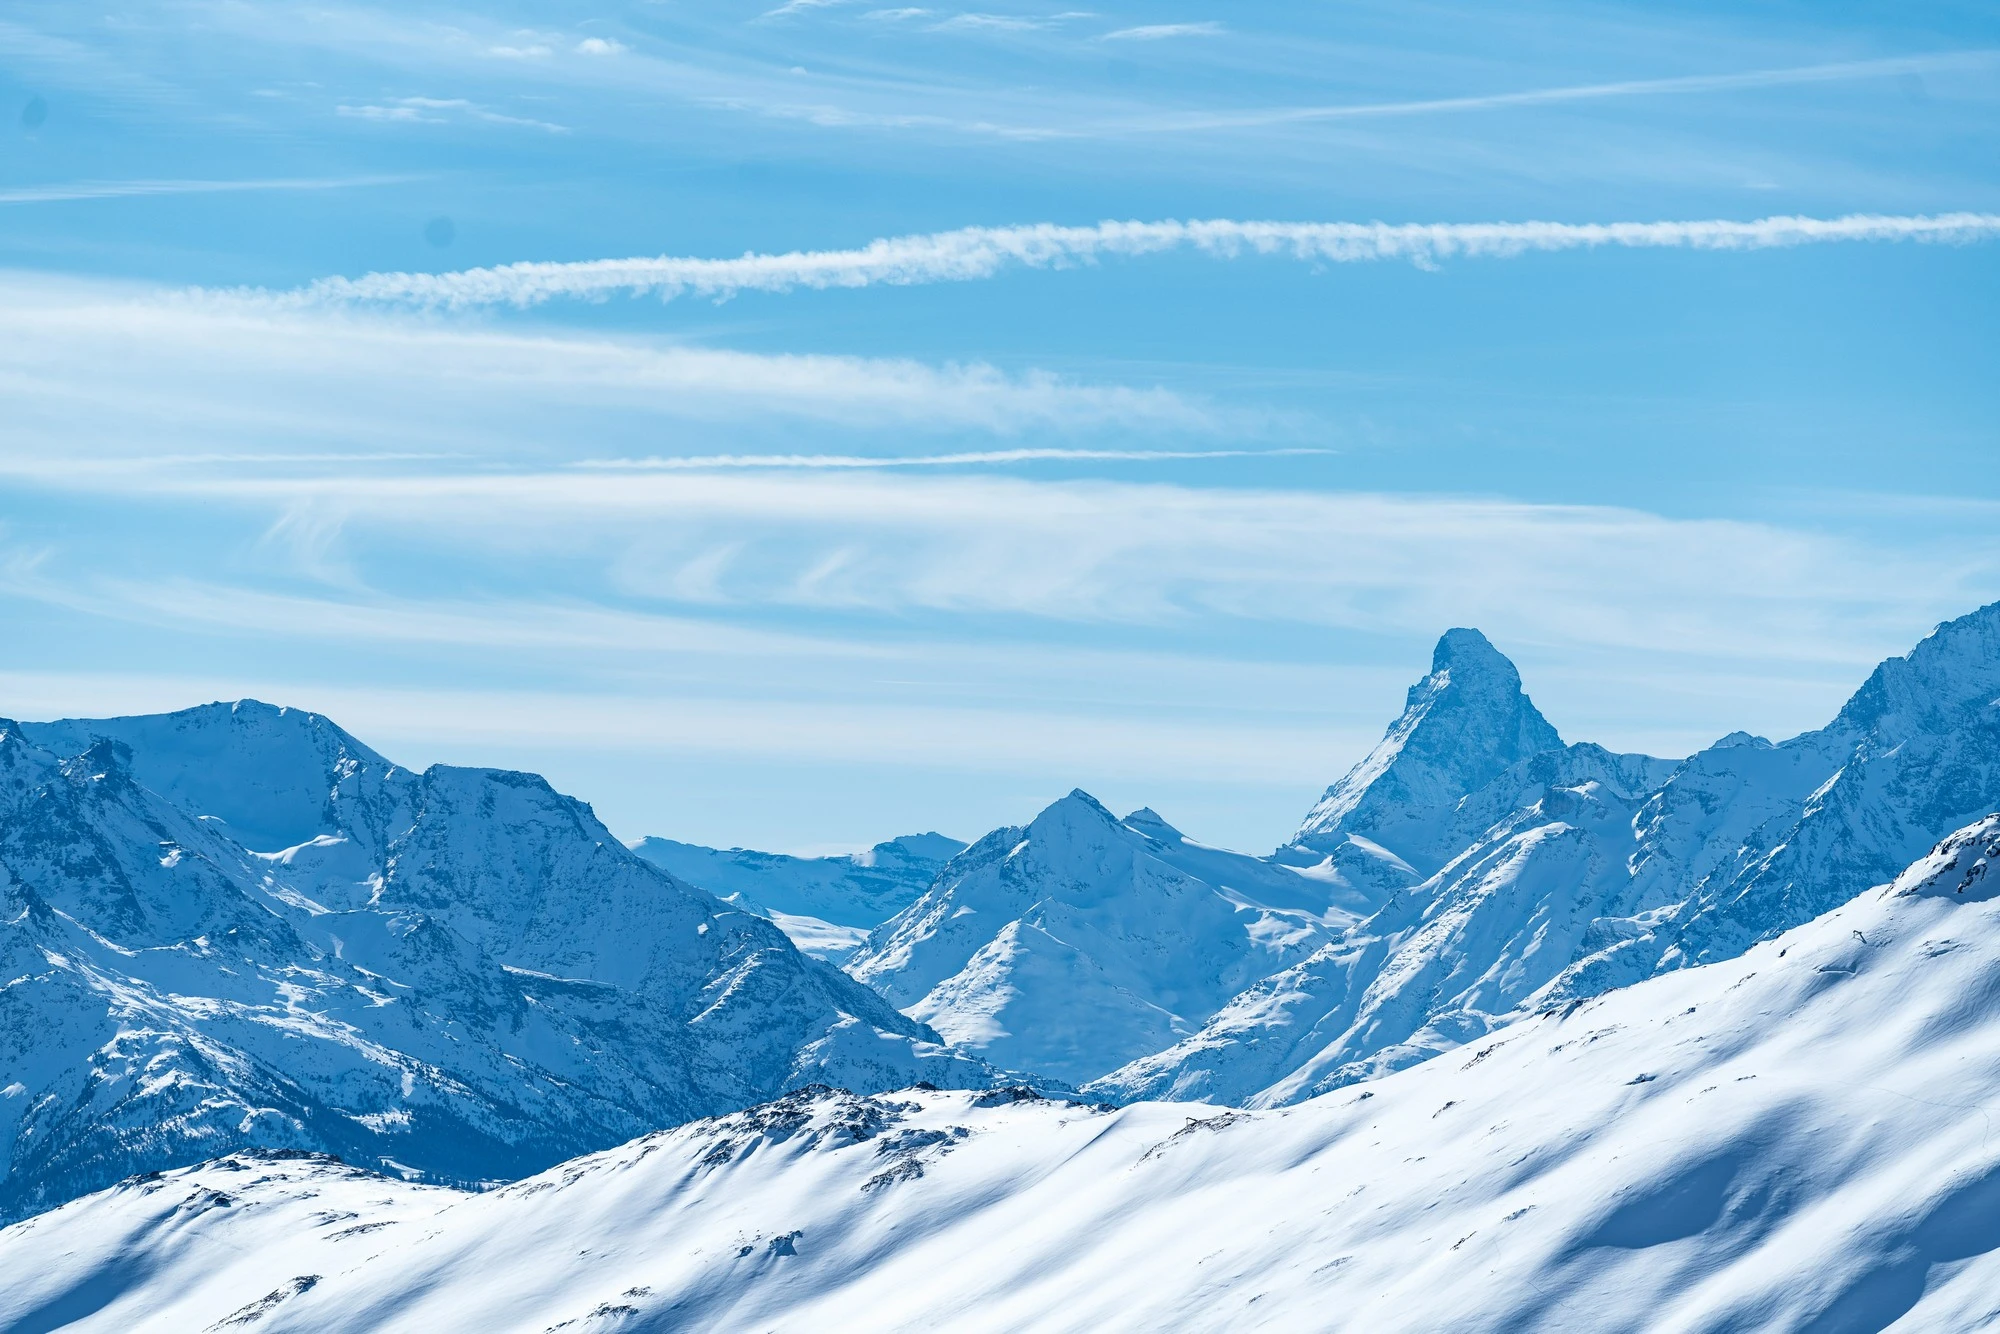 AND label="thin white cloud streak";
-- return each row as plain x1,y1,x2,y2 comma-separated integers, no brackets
576,447,1331,470
758,0,853,20
0,561,881,663
1101,23,1224,41
297,212,2000,309
1111,49,2000,132
0,275,1220,437
335,97,569,133
0,175,418,205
